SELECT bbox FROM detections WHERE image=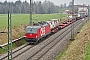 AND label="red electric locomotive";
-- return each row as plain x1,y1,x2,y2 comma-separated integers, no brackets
25,22,51,43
